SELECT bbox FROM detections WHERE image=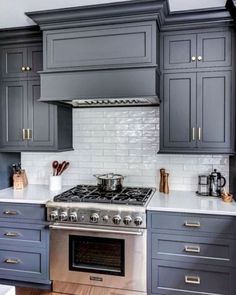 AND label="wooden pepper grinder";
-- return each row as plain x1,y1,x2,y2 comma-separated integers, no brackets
159,168,165,192
163,172,169,194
